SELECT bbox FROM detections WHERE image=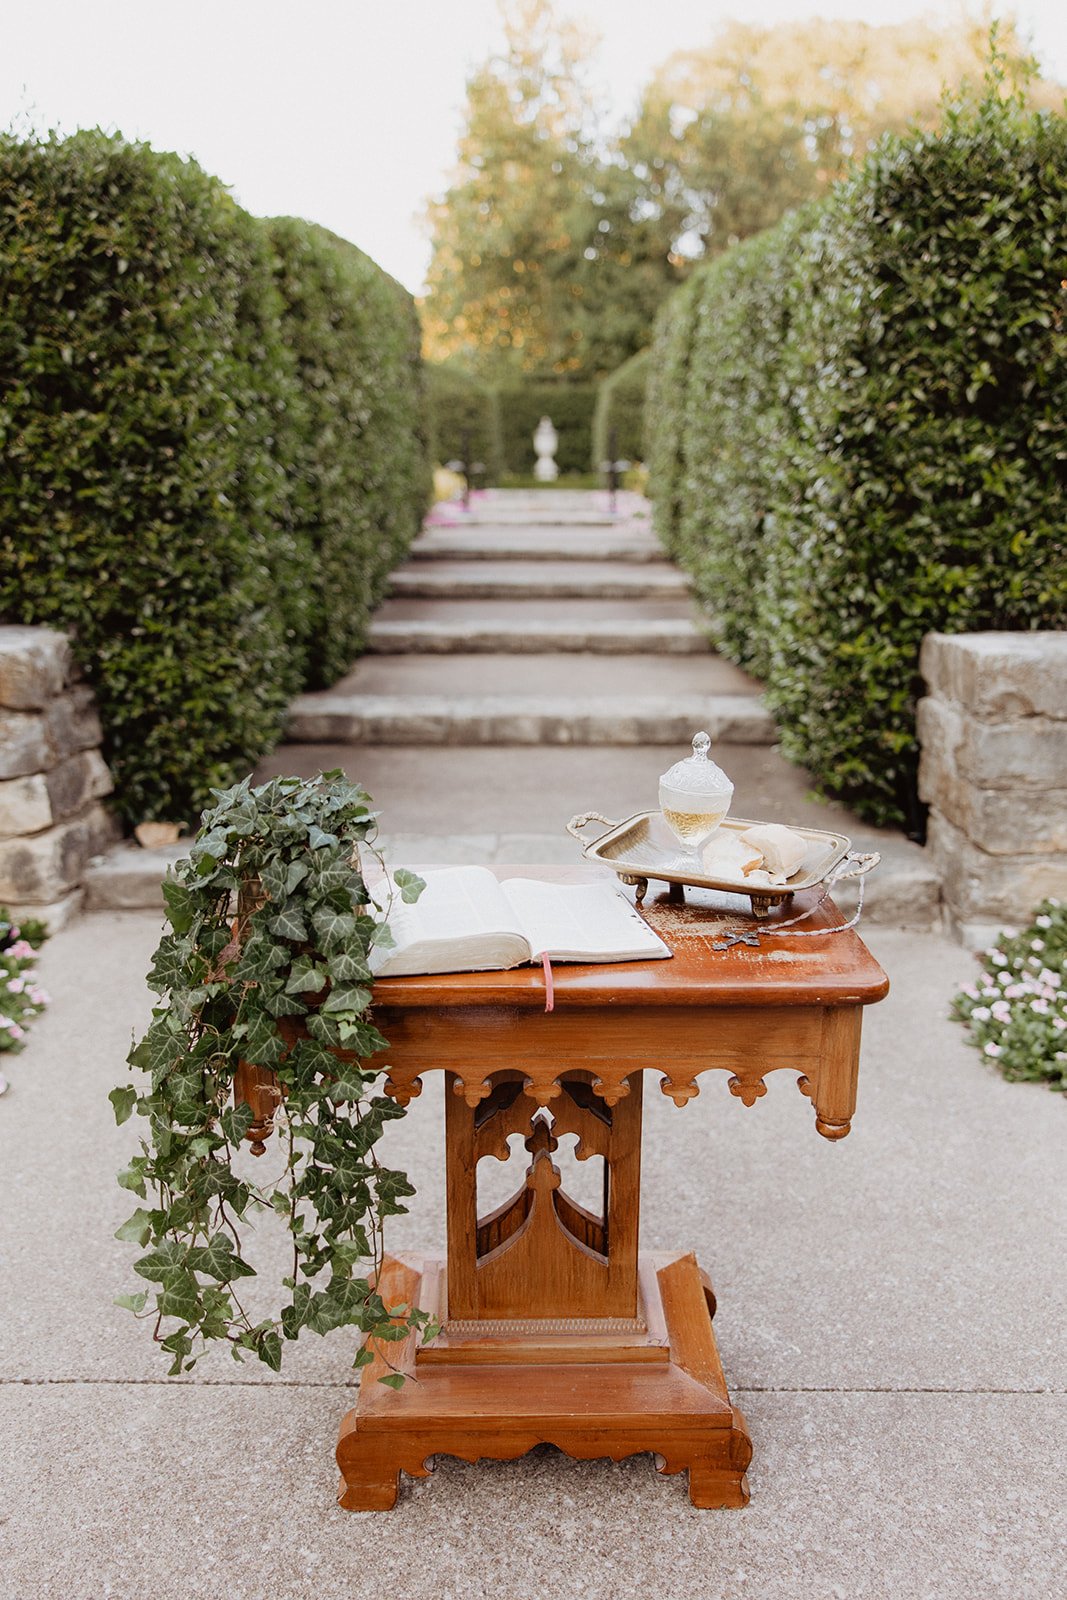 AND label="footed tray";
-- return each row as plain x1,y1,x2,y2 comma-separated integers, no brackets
568,811,850,917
